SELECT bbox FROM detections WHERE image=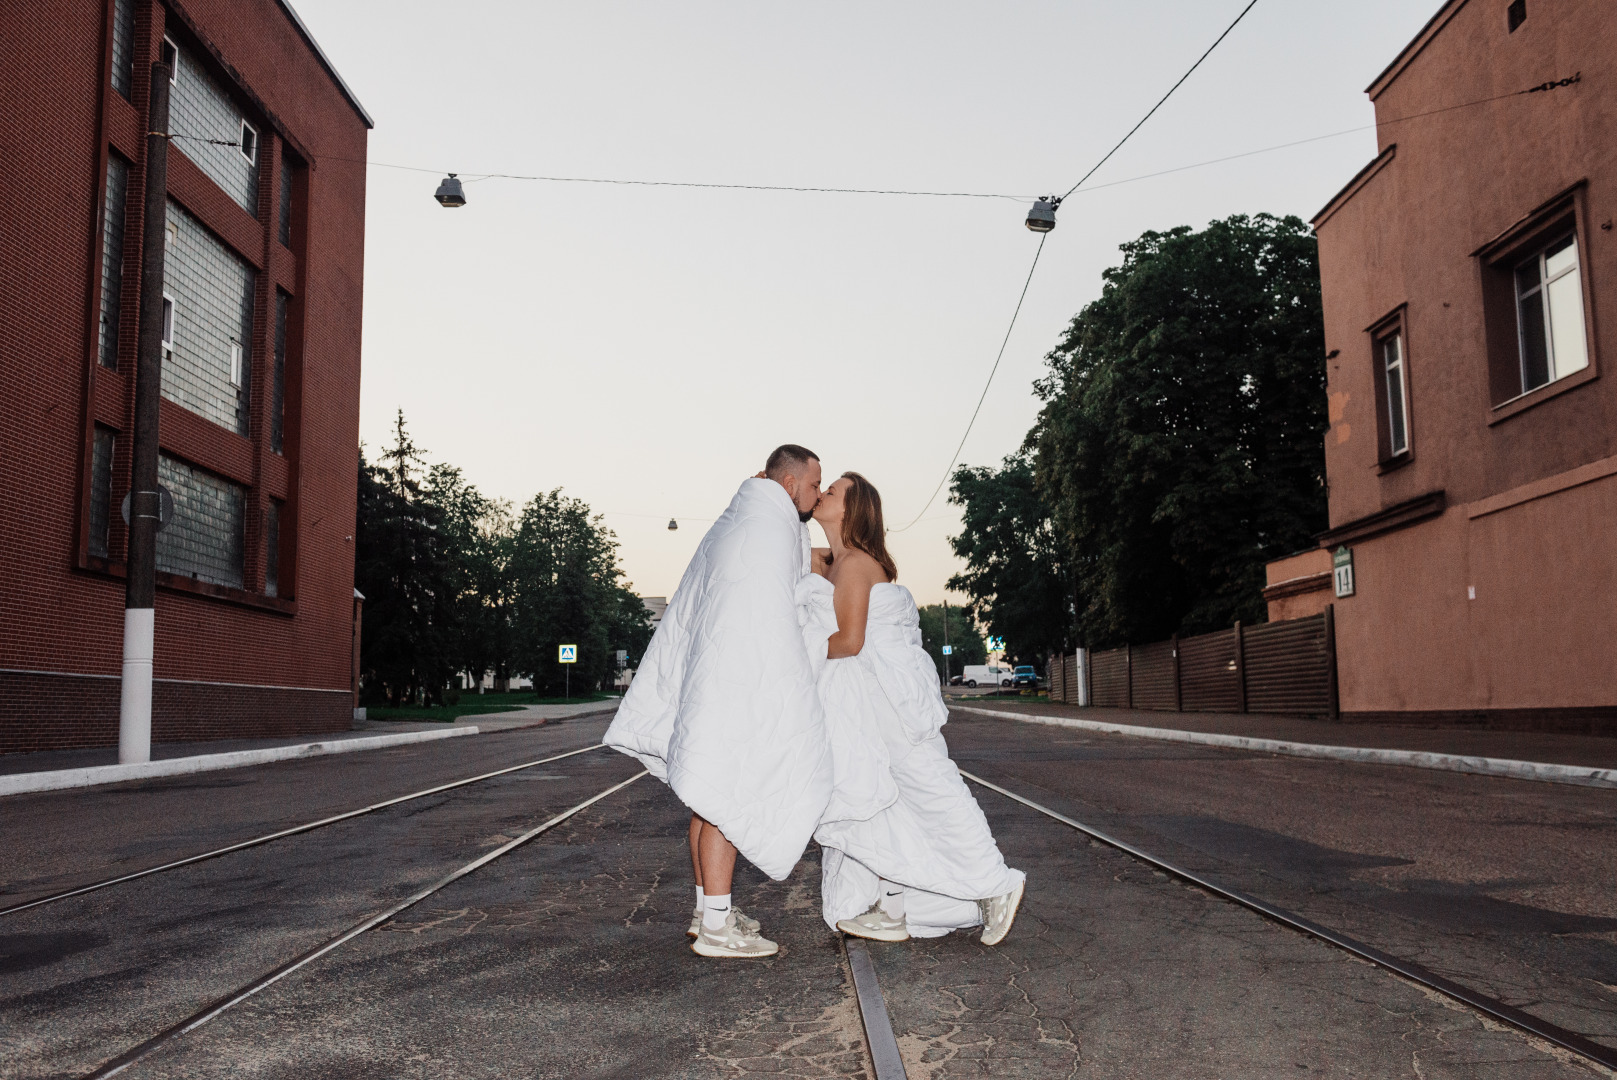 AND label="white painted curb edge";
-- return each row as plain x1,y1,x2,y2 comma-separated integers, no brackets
953,706,1617,790
0,727,480,797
